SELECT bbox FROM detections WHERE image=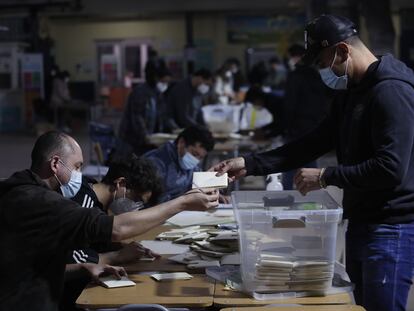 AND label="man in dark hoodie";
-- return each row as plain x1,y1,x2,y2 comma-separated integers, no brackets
0,131,219,311
210,15,414,311
118,66,172,156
